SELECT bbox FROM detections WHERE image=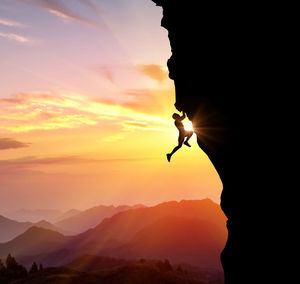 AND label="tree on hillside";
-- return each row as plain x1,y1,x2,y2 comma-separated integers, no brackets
29,262,38,274
5,254,27,281
164,259,173,271
5,254,17,270
176,265,183,273
39,263,44,272
0,259,5,272
0,259,6,278
156,259,173,272
139,258,146,264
